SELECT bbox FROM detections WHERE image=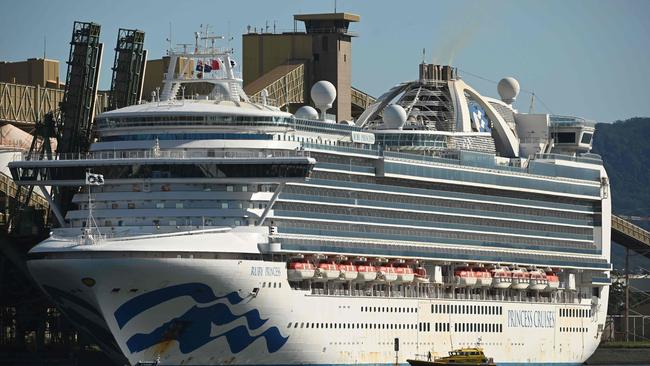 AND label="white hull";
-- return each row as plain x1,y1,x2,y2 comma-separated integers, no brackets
27,232,607,366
